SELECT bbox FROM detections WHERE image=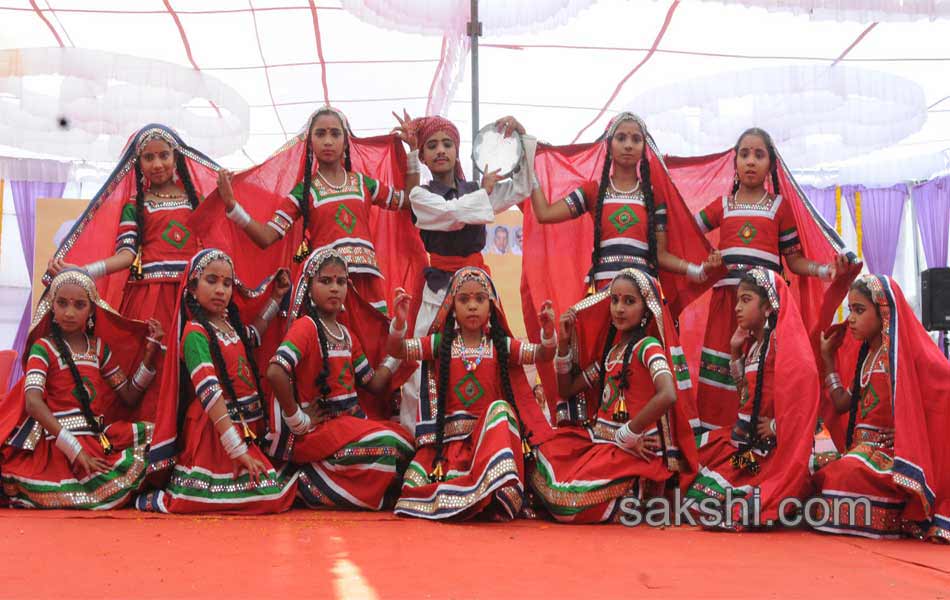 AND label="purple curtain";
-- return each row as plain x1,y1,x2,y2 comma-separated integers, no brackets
801,185,838,228
913,176,950,349
912,176,949,269
845,184,907,276
8,181,67,387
